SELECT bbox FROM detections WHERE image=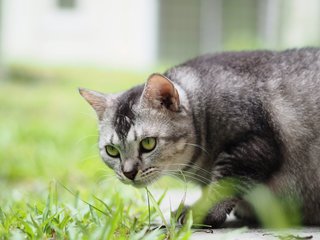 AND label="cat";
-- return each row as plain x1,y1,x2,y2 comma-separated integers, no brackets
79,48,320,228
